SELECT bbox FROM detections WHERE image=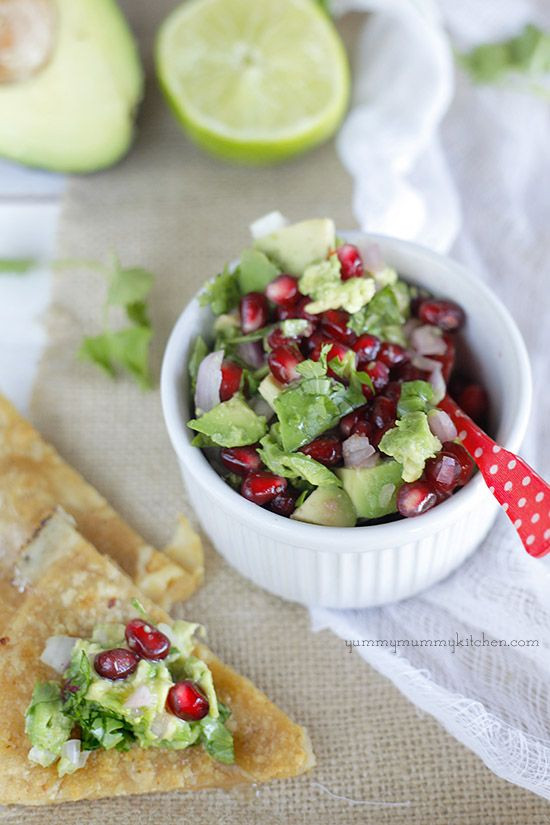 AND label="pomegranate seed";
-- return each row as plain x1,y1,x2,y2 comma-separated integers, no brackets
339,407,368,438
371,422,394,447
267,328,292,349
220,360,243,401
268,344,304,384
300,434,342,467
220,446,262,477
320,309,356,345
241,471,287,505
391,362,429,383
94,648,139,681
336,244,364,280
166,680,209,721
353,334,381,366
410,295,425,318
382,381,402,402
268,490,298,517
370,396,397,430
125,618,170,660
362,360,390,397
418,299,465,332
309,338,350,377
457,383,489,423
240,292,269,333
378,342,409,367
296,296,320,323
265,274,299,307
397,480,438,517
441,441,474,486
448,372,469,399
352,419,374,439
424,452,462,495
430,334,456,382
305,331,327,358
